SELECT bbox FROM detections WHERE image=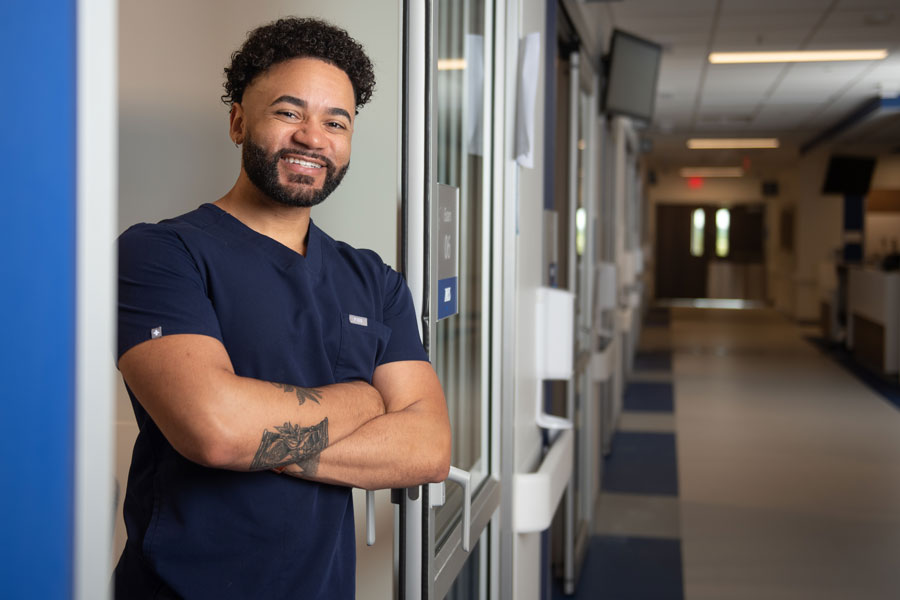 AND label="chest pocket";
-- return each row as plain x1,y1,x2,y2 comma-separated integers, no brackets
333,313,392,383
